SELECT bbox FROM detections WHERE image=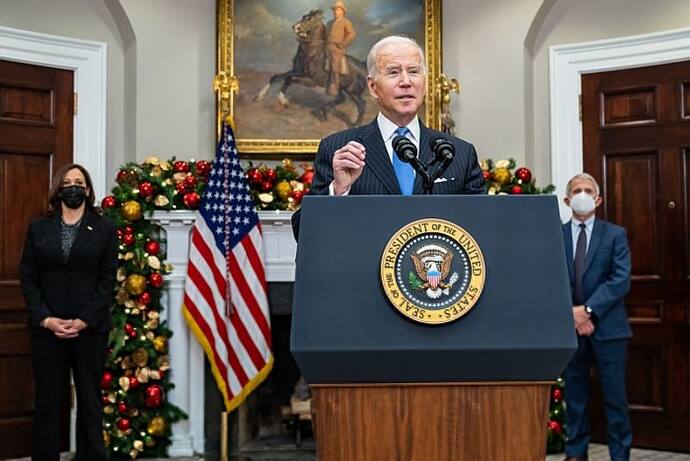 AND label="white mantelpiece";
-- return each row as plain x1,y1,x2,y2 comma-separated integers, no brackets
150,210,296,455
